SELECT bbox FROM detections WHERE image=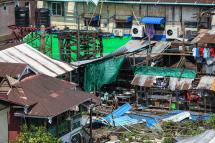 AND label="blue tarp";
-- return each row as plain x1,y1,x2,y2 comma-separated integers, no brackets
107,115,144,126
127,16,133,22
103,103,132,123
140,16,165,24
101,104,211,128
92,15,100,21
